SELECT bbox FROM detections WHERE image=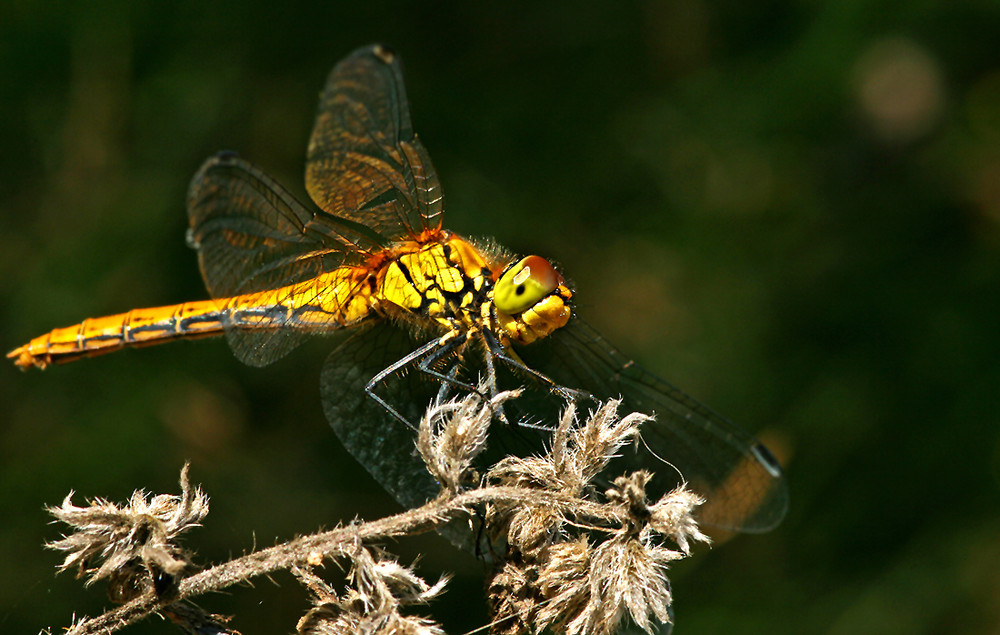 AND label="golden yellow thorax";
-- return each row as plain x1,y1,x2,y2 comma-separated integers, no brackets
376,235,491,321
